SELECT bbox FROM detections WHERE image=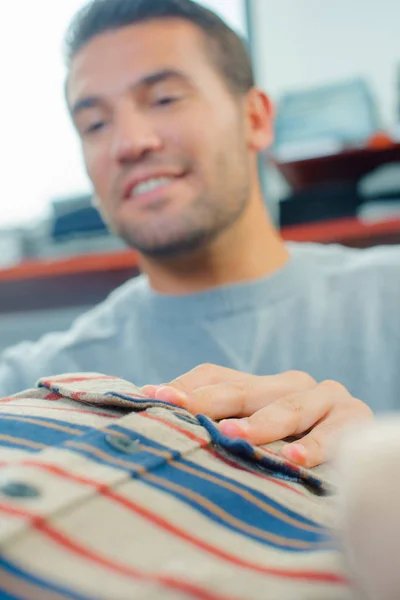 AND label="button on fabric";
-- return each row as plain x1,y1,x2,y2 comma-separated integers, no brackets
0,481,40,499
105,434,141,454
